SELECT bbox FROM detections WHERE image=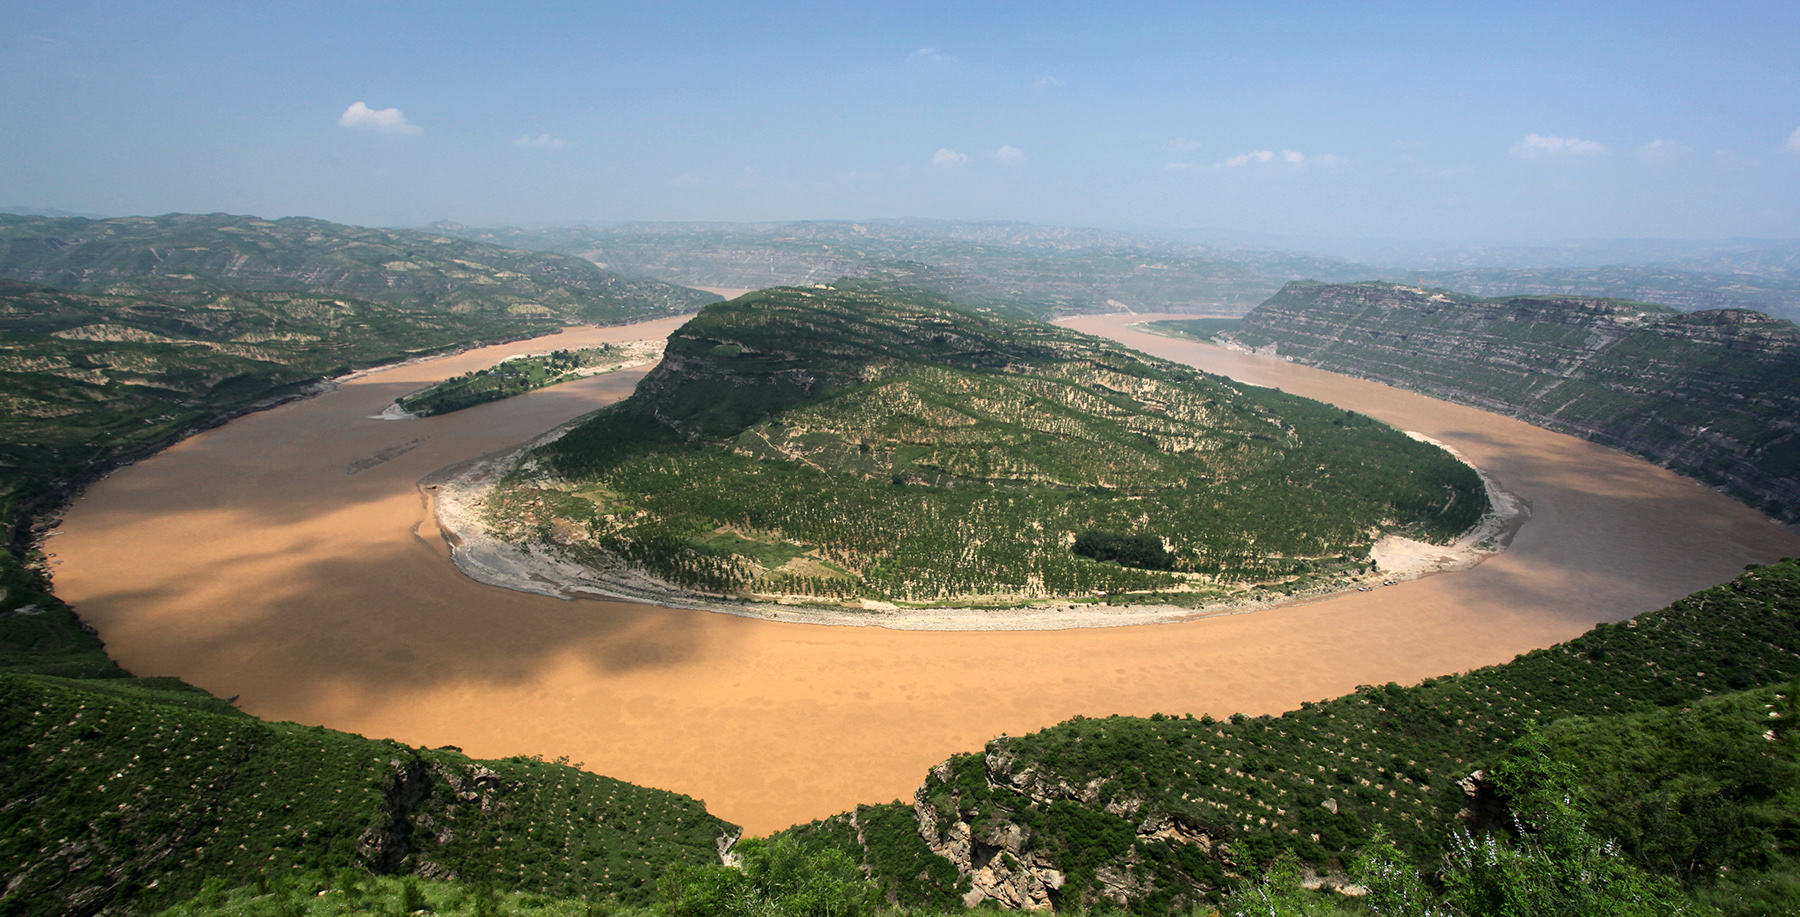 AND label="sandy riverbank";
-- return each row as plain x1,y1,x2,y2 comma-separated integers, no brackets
425,416,1531,631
